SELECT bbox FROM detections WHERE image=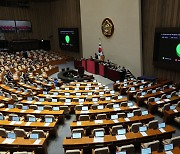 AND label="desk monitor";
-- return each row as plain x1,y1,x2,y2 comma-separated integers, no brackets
152,90,156,93
12,116,20,121
110,91,115,94
118,96,123,99
169,85,172,88
92,98,98,102
164,144,173,151
55,87,60,90
27,97,33,101
117,129,126,135
39,98,45,102
87,83,91,86
37,85,41,88
127,112,134,118
37,106,44,111
139,126,147,132
82,106,88,111
8,104,14,109
52,98,58,102
85,87,89,90
79,99,84,103
97,105,104,110
128,102,133,107
22,105,28,110
0,115,4,120
158,122,165,129
95,87,99,90
28,117,36,122
155,98,159,102
65,93,70,96
53,92,58,96
113,104,119,108
142,110,148,116
142,92,146,96
43,91,48,95
170,105,176,110
166,95,171,99
116,152,126,154
105,86,108,89
76,93,81,96
148,84,152,87
141,80,145,83
95,131,104,137
140,85,144,89
99,91,104,95
141,147,151,154
65,87,69,90
105,97,111,101
72,132,81,139
7,132,16,139
111,114,118,120
88,92,92,95
131,87,135,91
30,133,39,139
45,117,53,123
133,82,136,84
53,106,59,111
76,84,80,86
65,99,71,103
